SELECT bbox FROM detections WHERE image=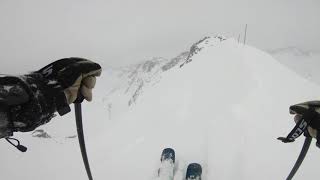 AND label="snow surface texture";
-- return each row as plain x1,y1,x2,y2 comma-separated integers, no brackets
157,160,174,180
0,36,320,180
